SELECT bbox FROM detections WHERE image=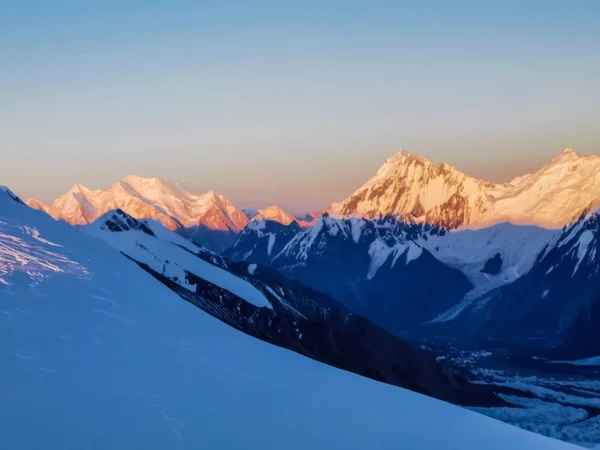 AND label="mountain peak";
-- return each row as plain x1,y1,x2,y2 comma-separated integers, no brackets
249,205,297,226
203,189,218,199
329,150,476,221
553,148,582,162
261,205,287,214
67,183,91,194
366,150,459,189
123,174,159,182
330,148,600,228
121,175,171,191
383,150,435,167
34,177,249,247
